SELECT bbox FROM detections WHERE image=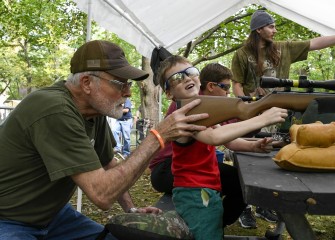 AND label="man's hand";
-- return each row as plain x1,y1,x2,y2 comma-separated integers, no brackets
131,206,162,214
156,99,208,142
